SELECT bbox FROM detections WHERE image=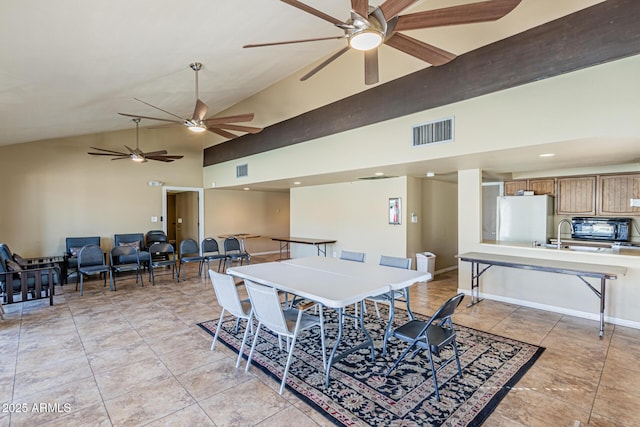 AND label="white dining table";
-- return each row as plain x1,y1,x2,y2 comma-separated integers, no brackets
226,256,431,387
